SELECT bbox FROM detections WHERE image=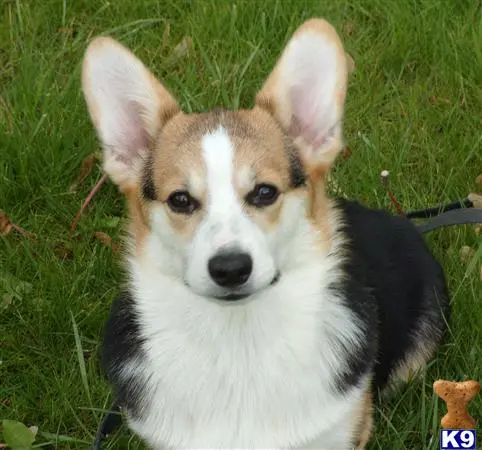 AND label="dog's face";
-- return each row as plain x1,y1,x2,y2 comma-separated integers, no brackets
137,108,309,299
82,19,349,300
